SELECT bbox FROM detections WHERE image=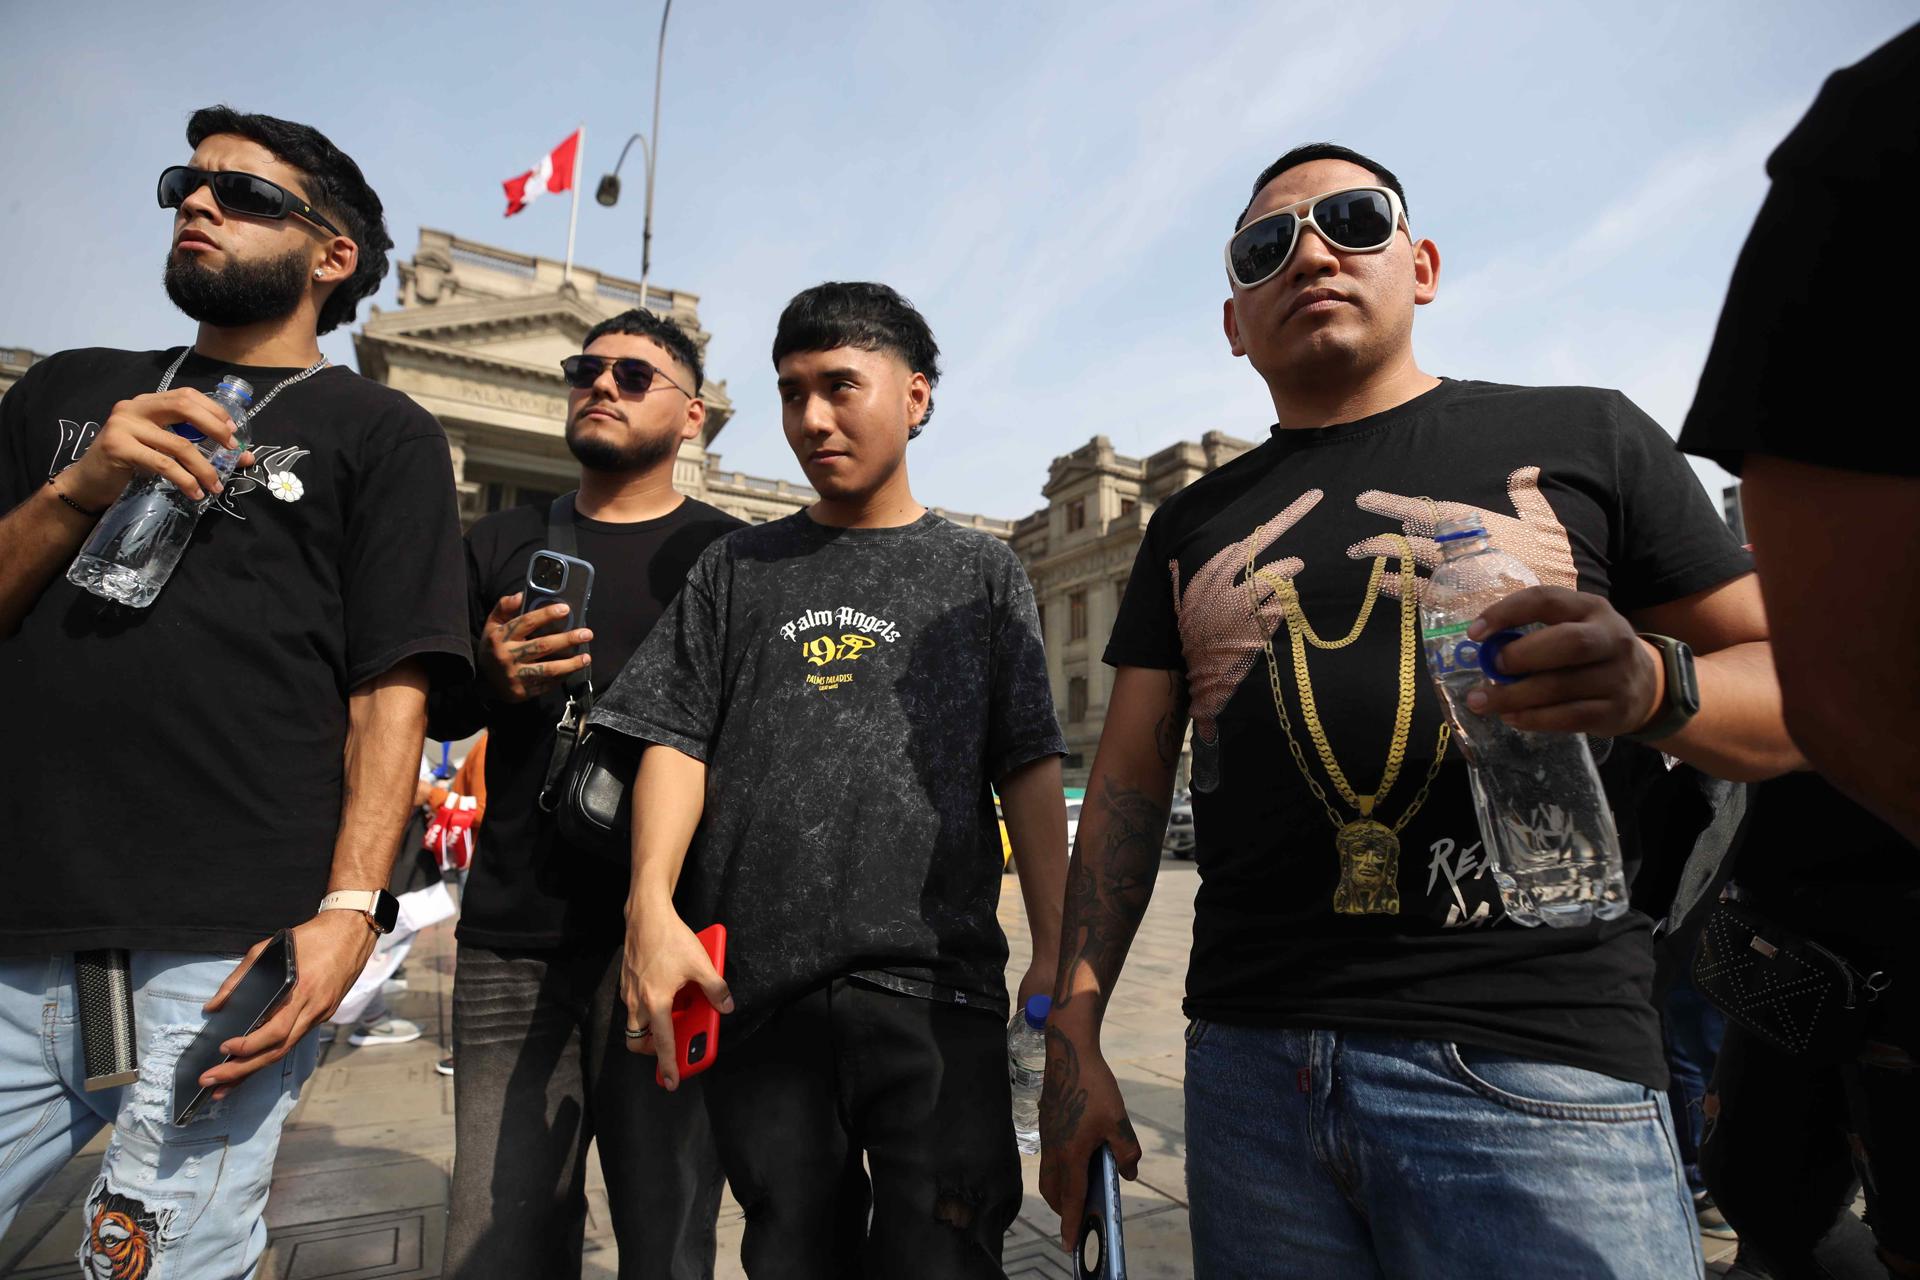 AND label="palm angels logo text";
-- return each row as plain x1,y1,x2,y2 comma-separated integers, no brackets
779,606,902,644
